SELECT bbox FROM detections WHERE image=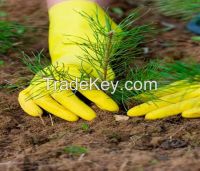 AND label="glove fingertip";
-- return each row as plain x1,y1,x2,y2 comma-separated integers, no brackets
144,114,155,120
145,111,163,120
108,101,119,112
181,112,190,118
63,115,79,122
18,90,43,117
97,100,119,112
84,112,97,121
127,108,145,117
80,90,119,112
127,110,134,117
182,108,200,118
